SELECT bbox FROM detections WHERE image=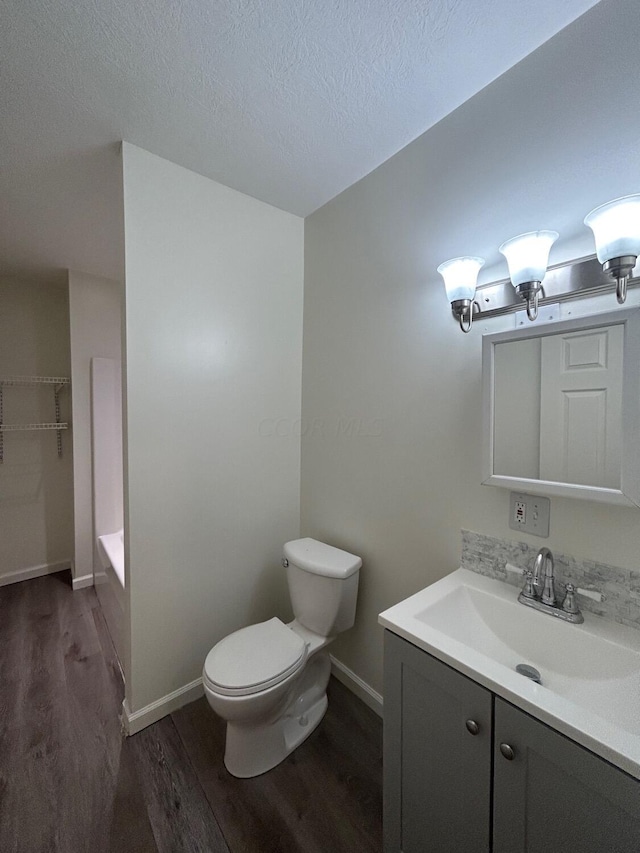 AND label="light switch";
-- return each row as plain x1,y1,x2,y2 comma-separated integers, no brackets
509,492,550,538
